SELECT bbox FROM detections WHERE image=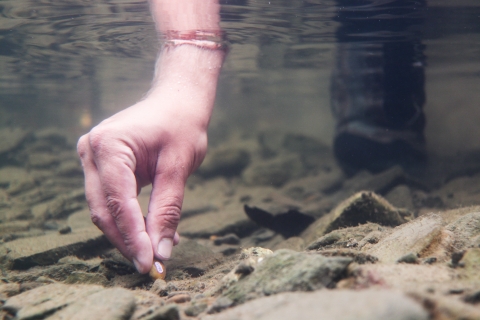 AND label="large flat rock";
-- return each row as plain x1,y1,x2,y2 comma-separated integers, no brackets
367,214,448,263
204,289,428,320
446,210,480,251
3,283,103,320
48,287,136,320
0,227,109,269
348,263,455,290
